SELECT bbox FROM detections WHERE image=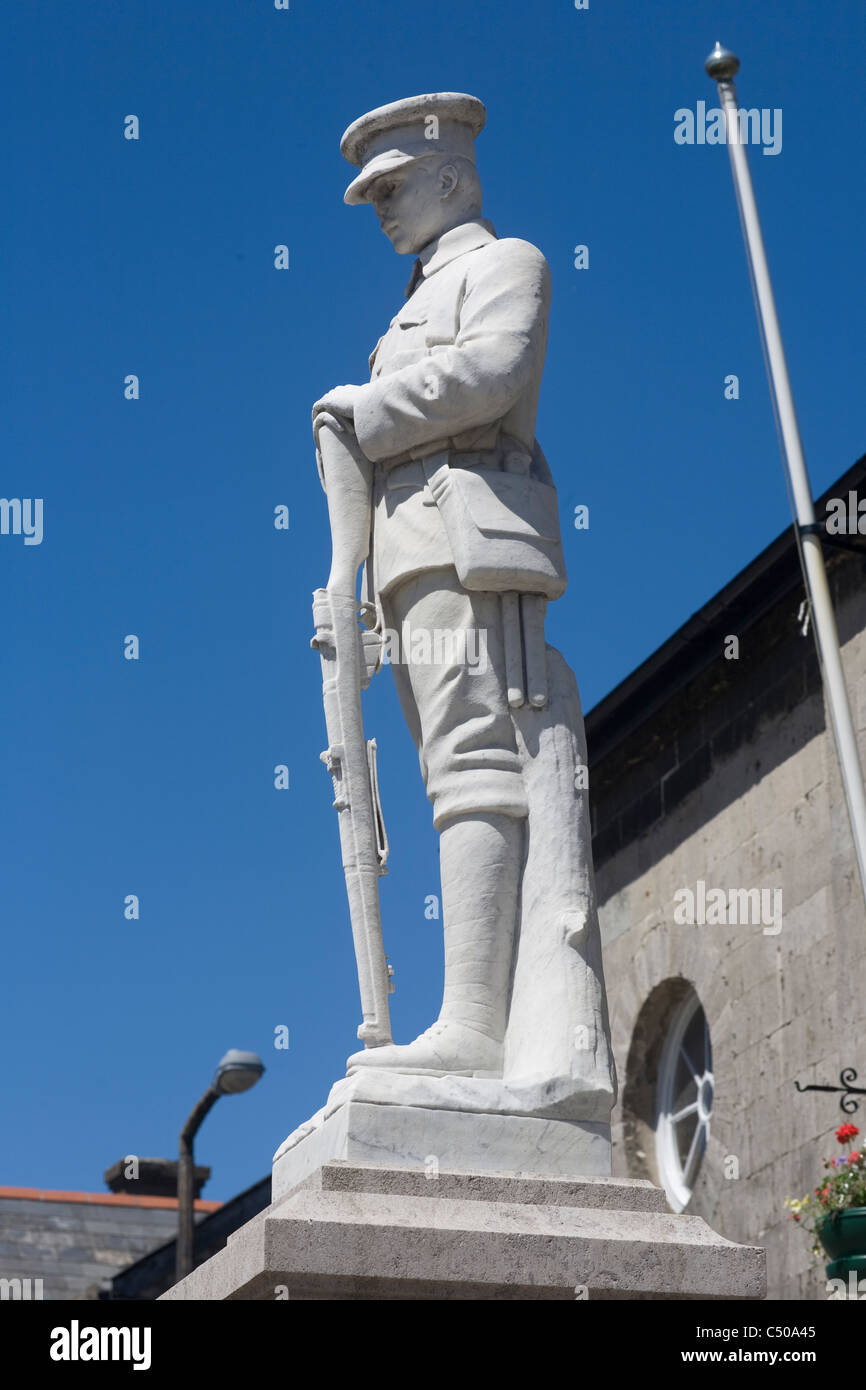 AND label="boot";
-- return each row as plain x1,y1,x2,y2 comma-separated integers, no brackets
346,812,524,1076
